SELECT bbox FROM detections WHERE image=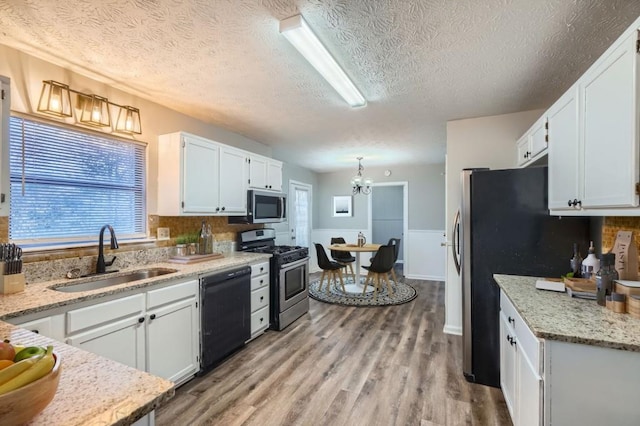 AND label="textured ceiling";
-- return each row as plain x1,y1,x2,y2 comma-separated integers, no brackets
1,1,639,172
